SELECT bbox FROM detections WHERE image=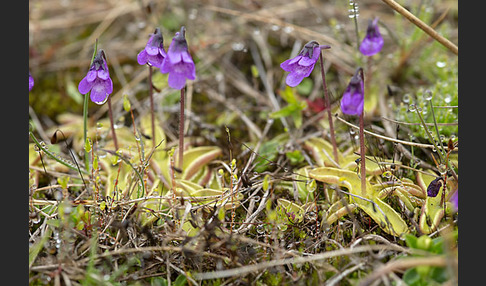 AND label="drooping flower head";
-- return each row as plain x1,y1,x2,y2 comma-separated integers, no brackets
78,49,113,105
426,177,444,197
359,17,384,56
137,27,167,68
29,71,34,91
340,67,364,116
280,41,330,87
160,26,196,90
